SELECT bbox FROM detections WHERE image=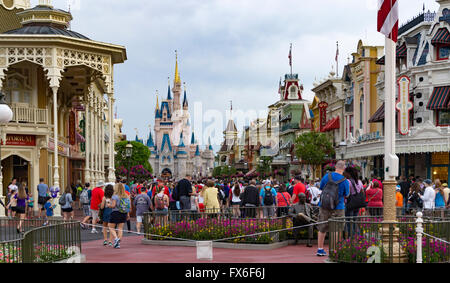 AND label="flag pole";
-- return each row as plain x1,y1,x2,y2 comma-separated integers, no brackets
383,36,399,224
336,41,339,78
290,43,293,76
